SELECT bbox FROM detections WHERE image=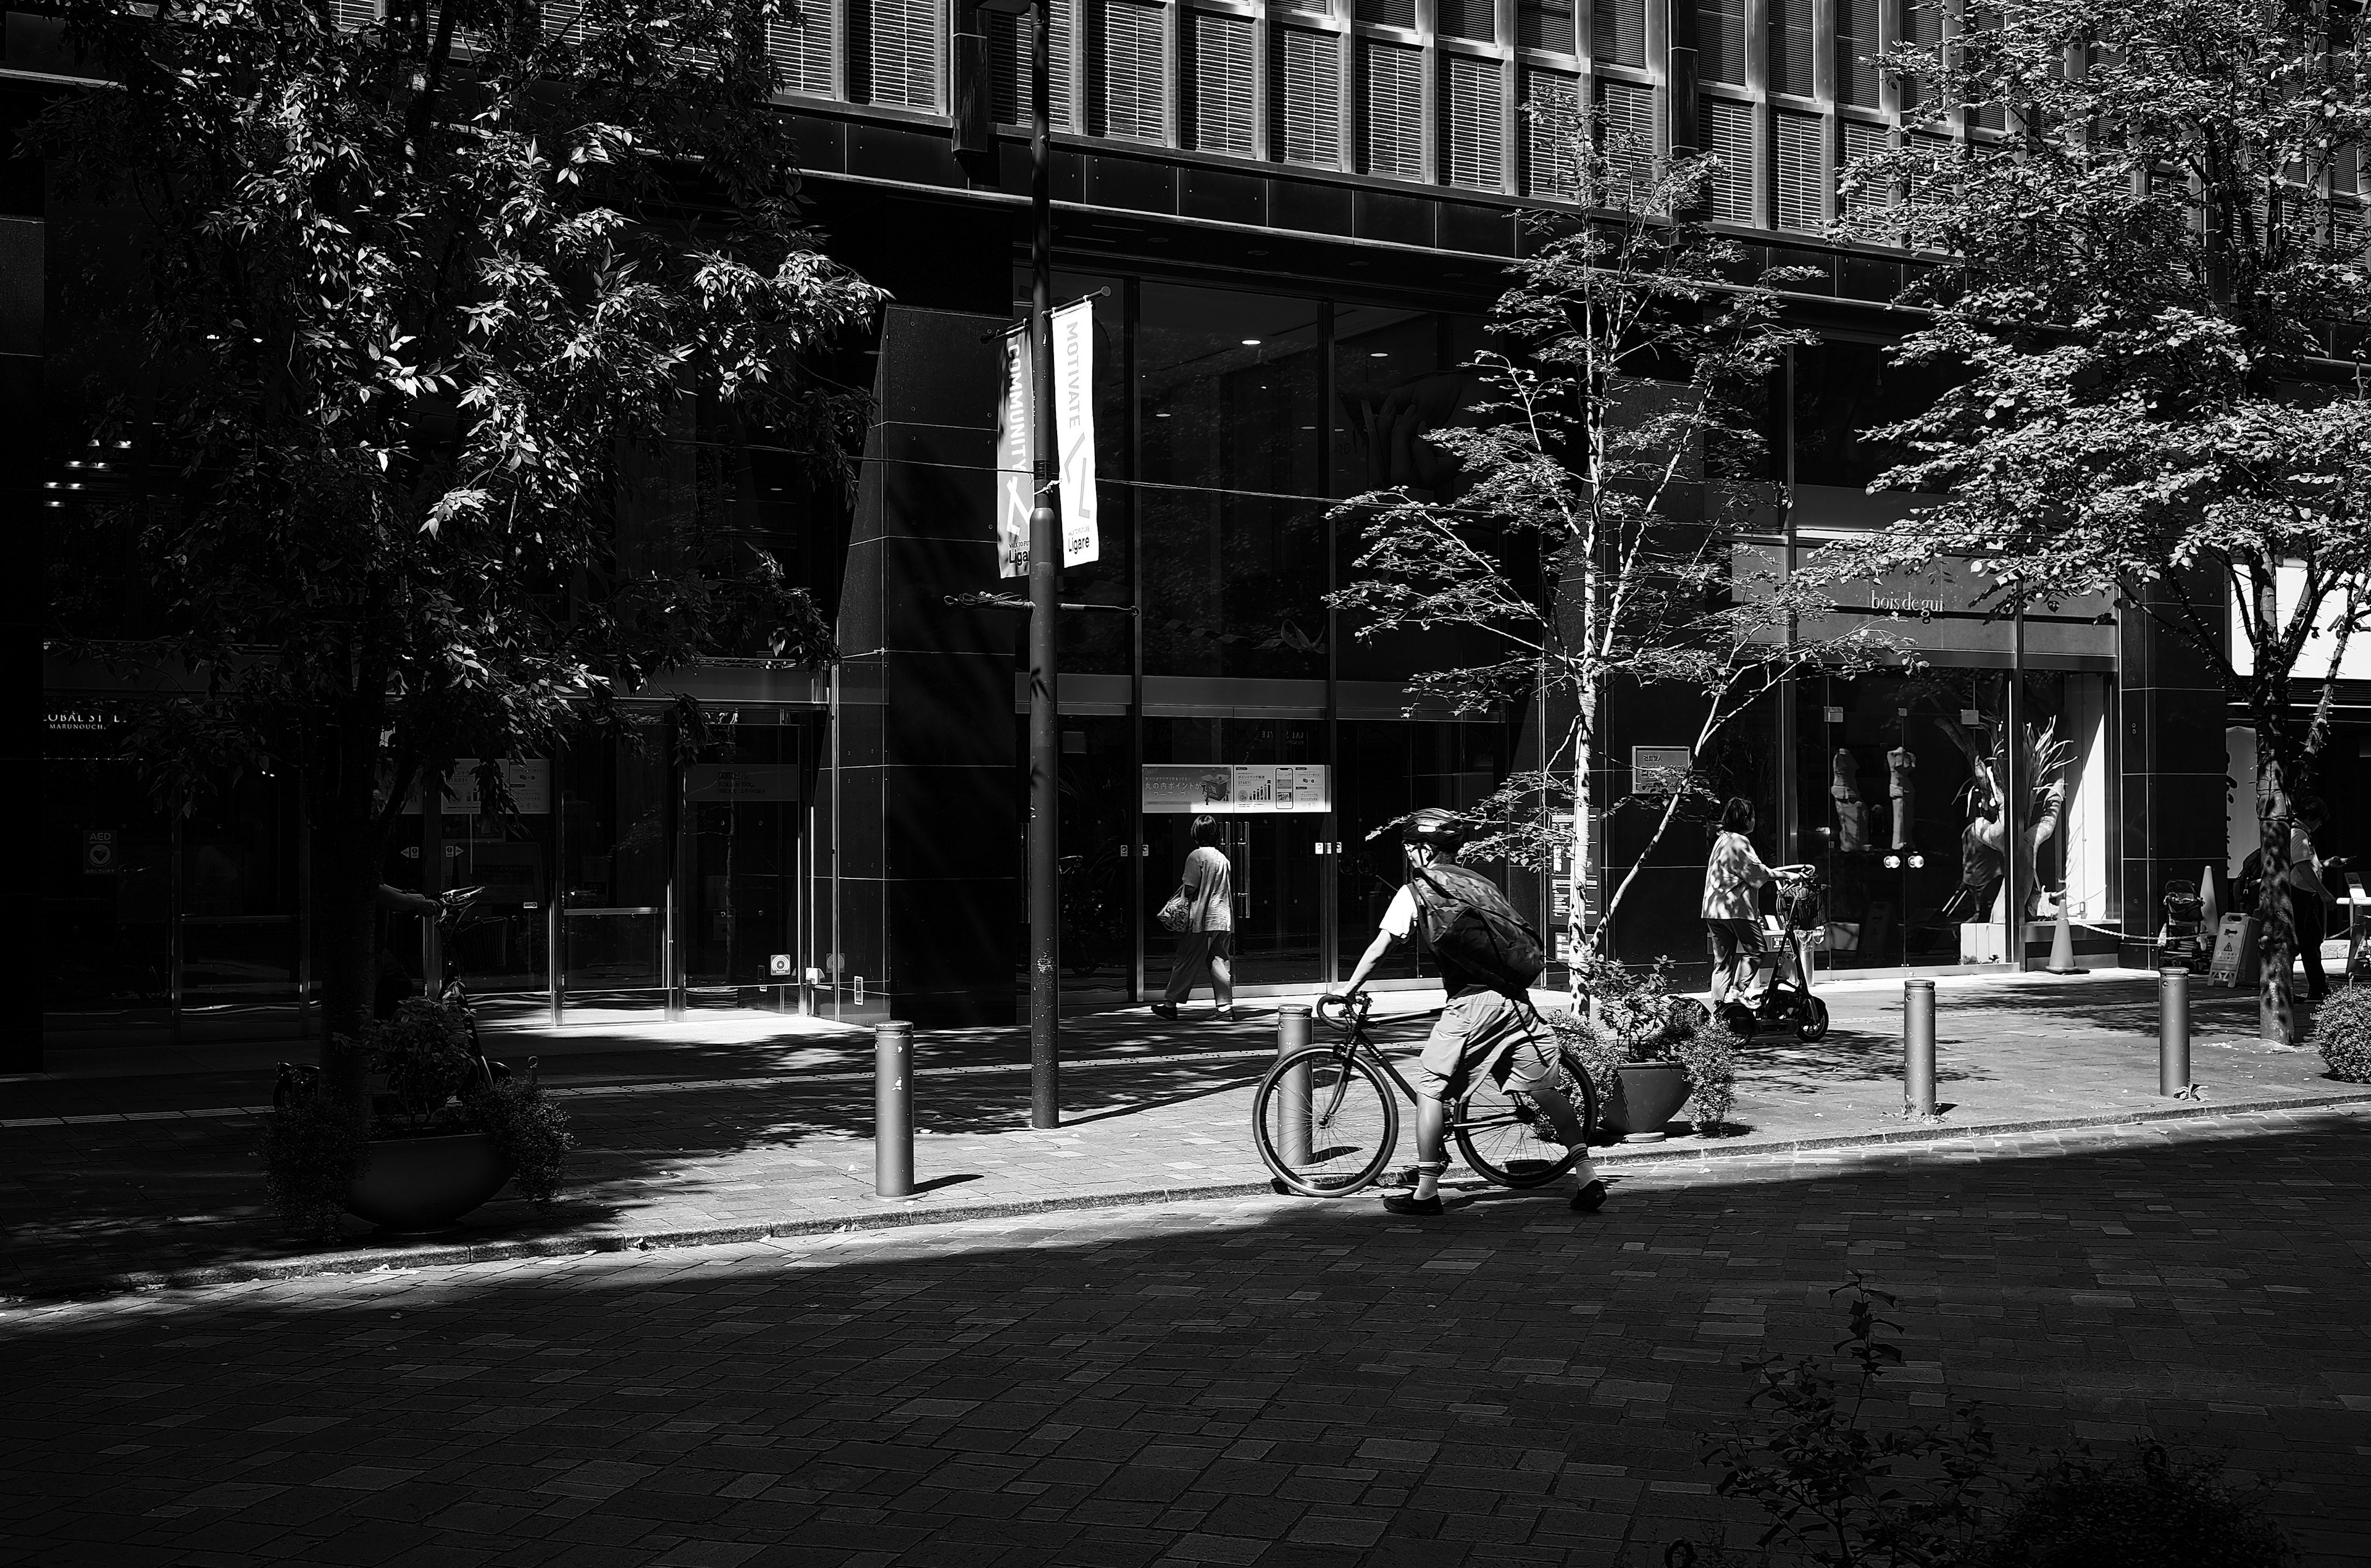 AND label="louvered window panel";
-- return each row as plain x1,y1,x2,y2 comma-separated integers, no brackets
1276,28,1340,165
769,0,835,95
1362,40,1424,178
1276,0,1326,12
335,0,380,27
1524,69,1581,197
1770,0,1813,96
990,0,1076,128
1965,4,2003,130
2333,199,2365,259
1697,0,1745,85
1836,0,1878,106
1775,109,1823,230
1597,77,1654,207
1192,12,1255,154
1518,0,1574,53
1841,120,1892,236
869,0,938,107
1902,0,1942,108
1591,0,1642,66
1097,0,1167,143
1445,55,1503,190
1439,0,1492,41
1357,0,1416,26
1702,98,1754,223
